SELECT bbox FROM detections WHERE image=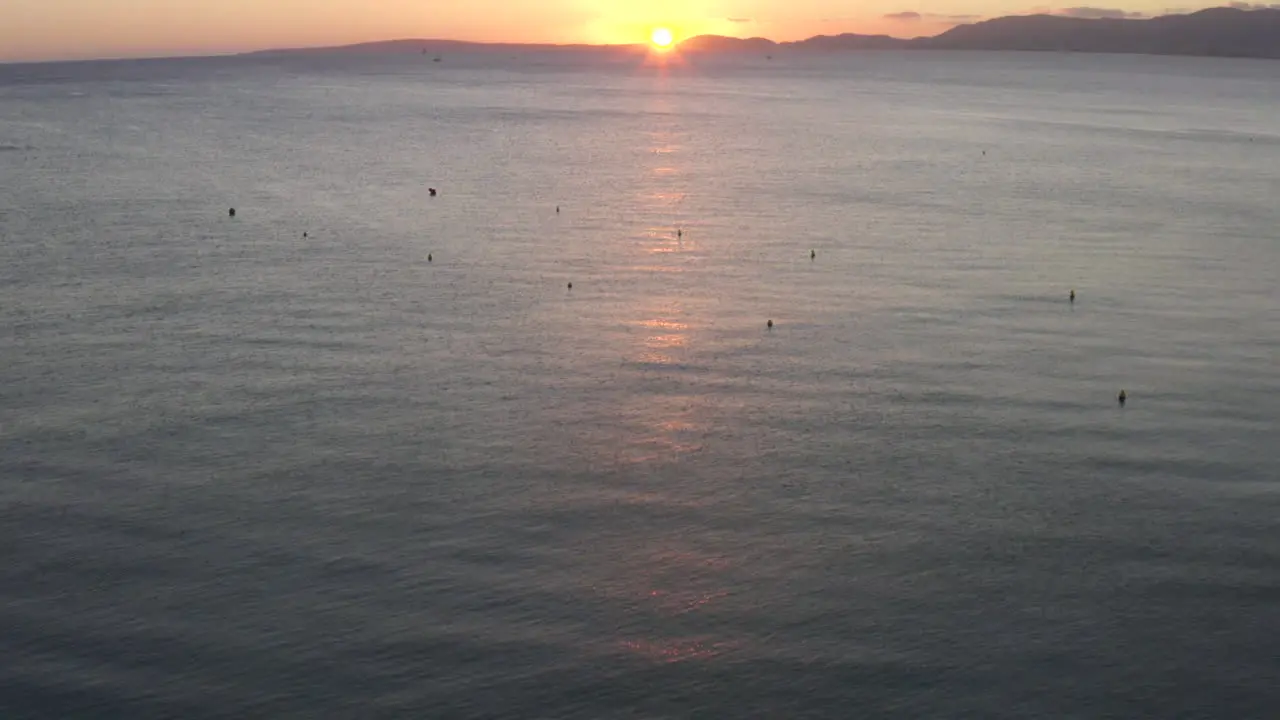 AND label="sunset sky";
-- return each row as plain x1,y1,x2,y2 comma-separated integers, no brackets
2,1,1232,62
